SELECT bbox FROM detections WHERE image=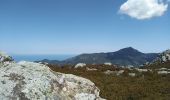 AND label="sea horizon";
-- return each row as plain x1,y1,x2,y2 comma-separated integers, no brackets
11,54,76,62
